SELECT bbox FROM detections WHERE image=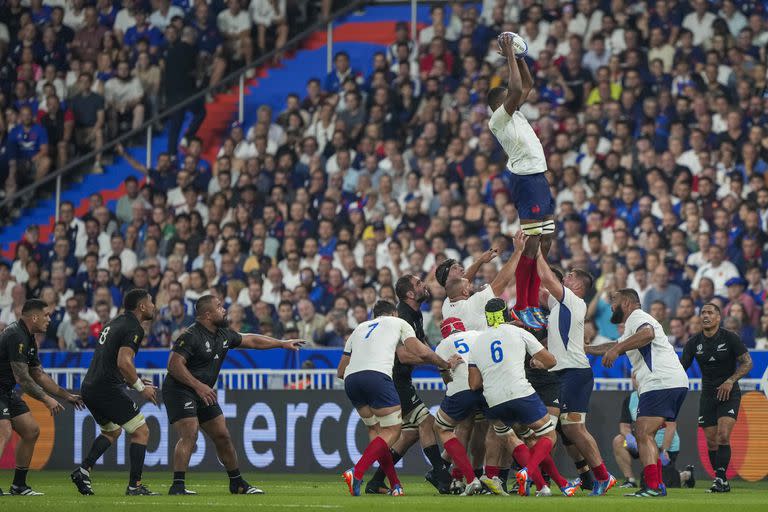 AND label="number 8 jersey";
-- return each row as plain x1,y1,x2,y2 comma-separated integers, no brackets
343,317,417,379
468,324,545,407
435,330,481,396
